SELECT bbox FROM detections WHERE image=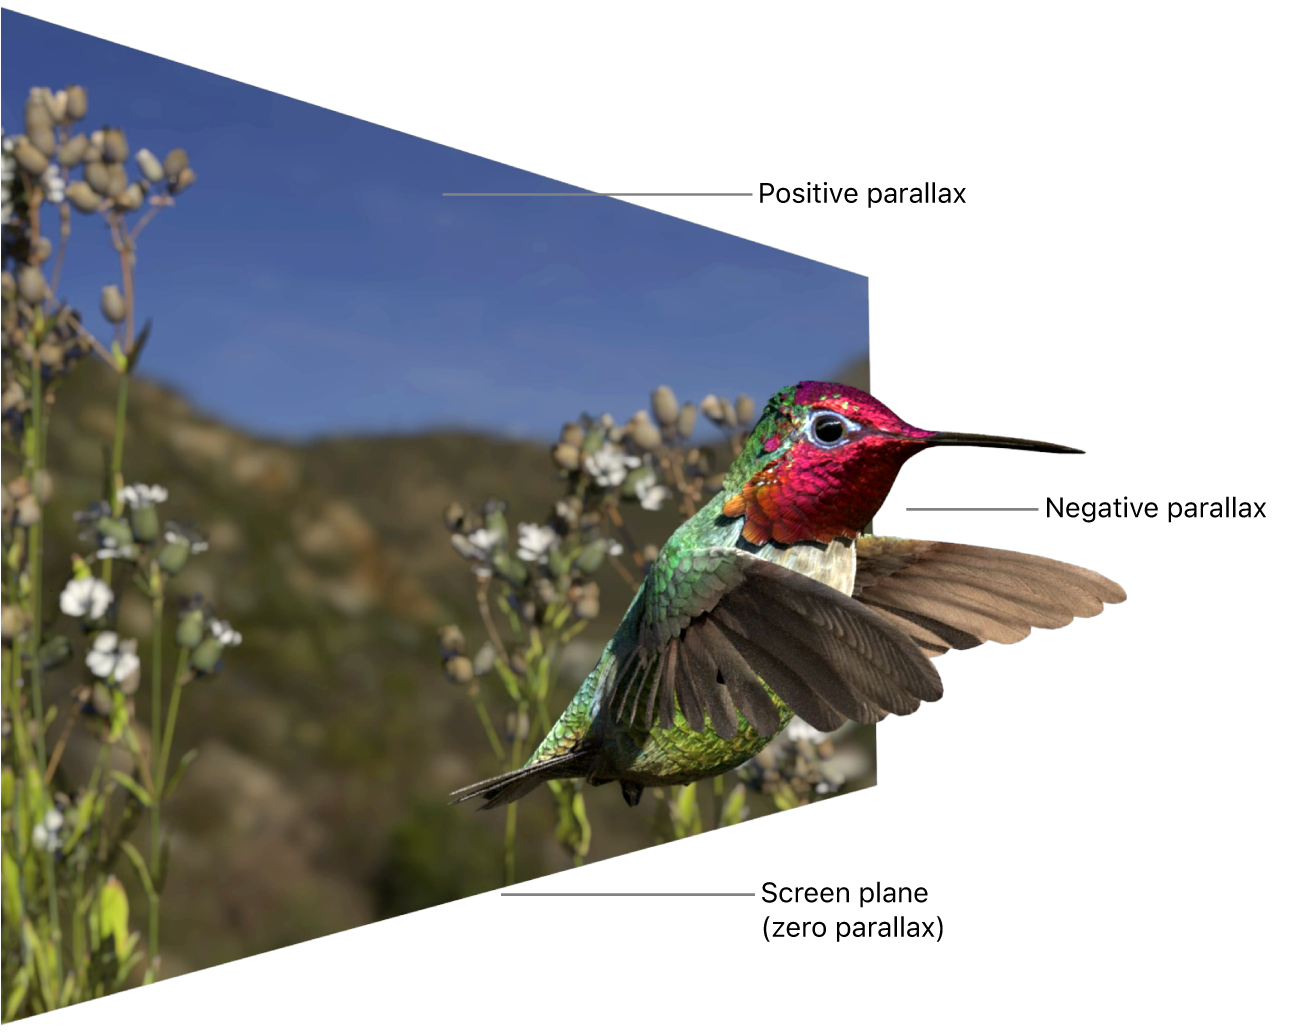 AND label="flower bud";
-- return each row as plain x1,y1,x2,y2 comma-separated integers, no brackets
560,422,585,447
170,167,197,195
677,402,697,438
34,471,53,504
443,501,466,531
190,636,224,673
735,393,755,426
443,655,474,684
28,126,57,159
14,140,49,176
574,539,607,575
101,128,129,163
700,394,725,423
551,442,581,471
158,537,192,575
84,160,112,196
96,516,134,548
438,625,466,657
18,267,46,306
57,134,90,167
629,415,661,450
163,148,189,179
580,427,605,455
175,607,206,647
135,148,164,183
574,583,600,621
16,496,41,527
37,342,63,370
471,641,497,676
115,183,145,212
650,385,679,427
65,86,88,121
66,182,102,214
100,285,126,323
